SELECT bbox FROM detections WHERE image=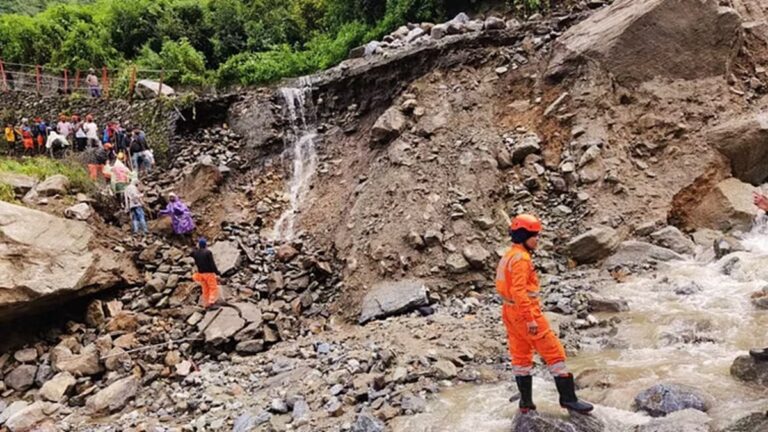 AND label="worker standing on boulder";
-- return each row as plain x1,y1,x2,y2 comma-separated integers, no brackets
496,214,593,414
192,238,221,309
